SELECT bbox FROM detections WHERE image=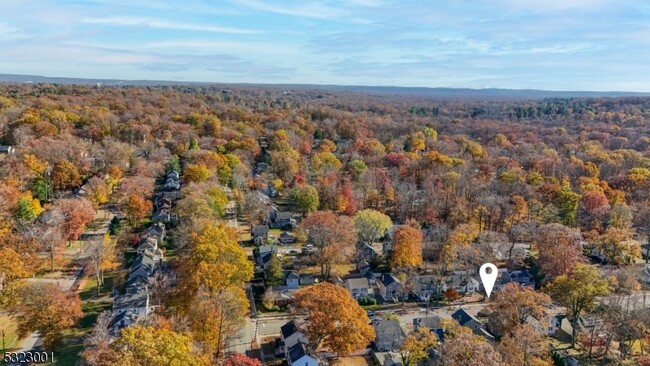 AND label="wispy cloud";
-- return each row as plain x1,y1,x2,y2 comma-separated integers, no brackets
81,16,263,34
0,23,29,40
230,0,345,20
